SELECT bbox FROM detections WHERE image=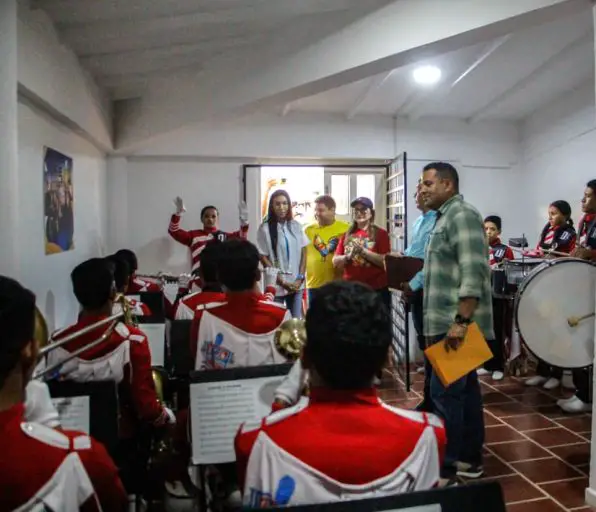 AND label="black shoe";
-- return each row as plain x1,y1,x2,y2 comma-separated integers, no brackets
414,400,433,412
456,462,484,479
